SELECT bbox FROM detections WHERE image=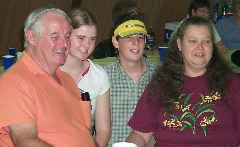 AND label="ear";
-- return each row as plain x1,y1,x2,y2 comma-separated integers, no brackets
112,36,119,49
191,9,196,16
26,30,37,46
176,38,182,51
